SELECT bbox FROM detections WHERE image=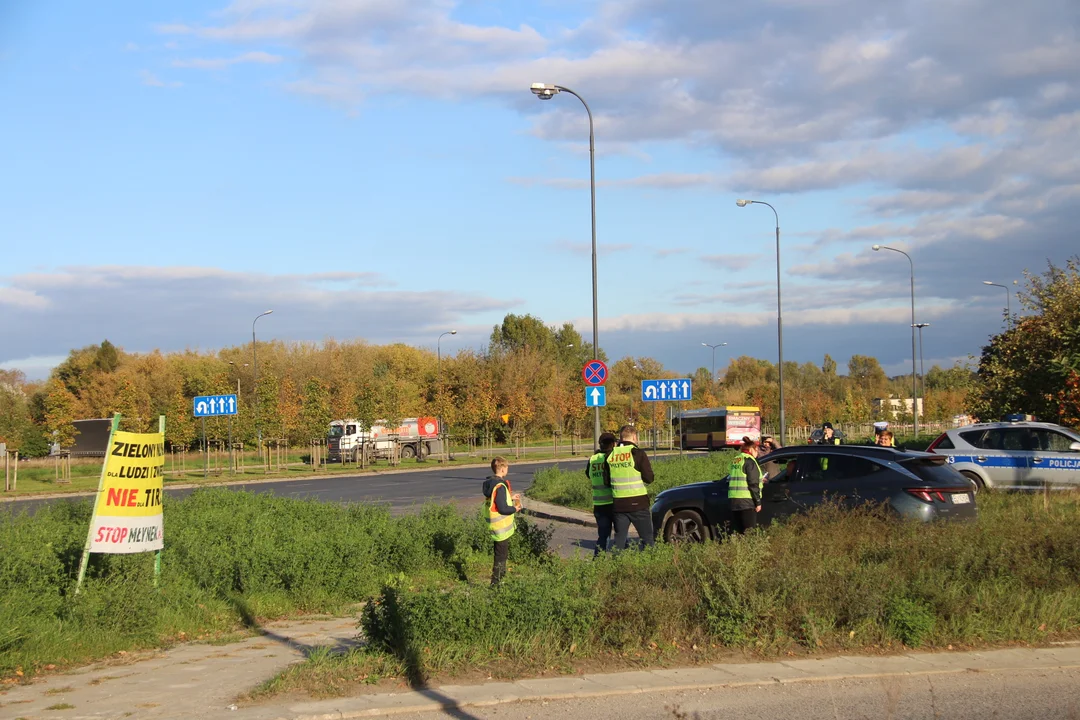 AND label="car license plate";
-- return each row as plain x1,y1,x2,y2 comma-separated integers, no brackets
951,493,971,504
